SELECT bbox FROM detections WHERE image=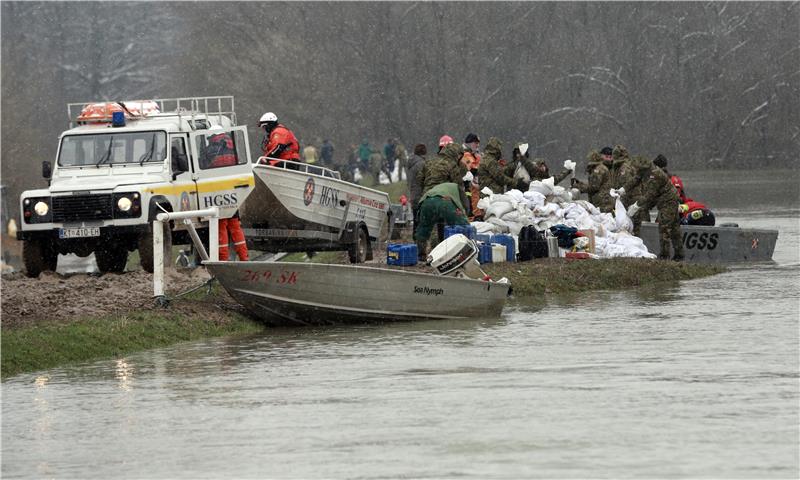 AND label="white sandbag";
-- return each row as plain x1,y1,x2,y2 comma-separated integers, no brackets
487,217,511,233
575,200,600,216
481,187,495,196
609,189,633,233
504,189,525,203
522,190,546,208
476,197,492,211
470,221,495,233
485,201,514,218
488,194,516,205
529,180,553,196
